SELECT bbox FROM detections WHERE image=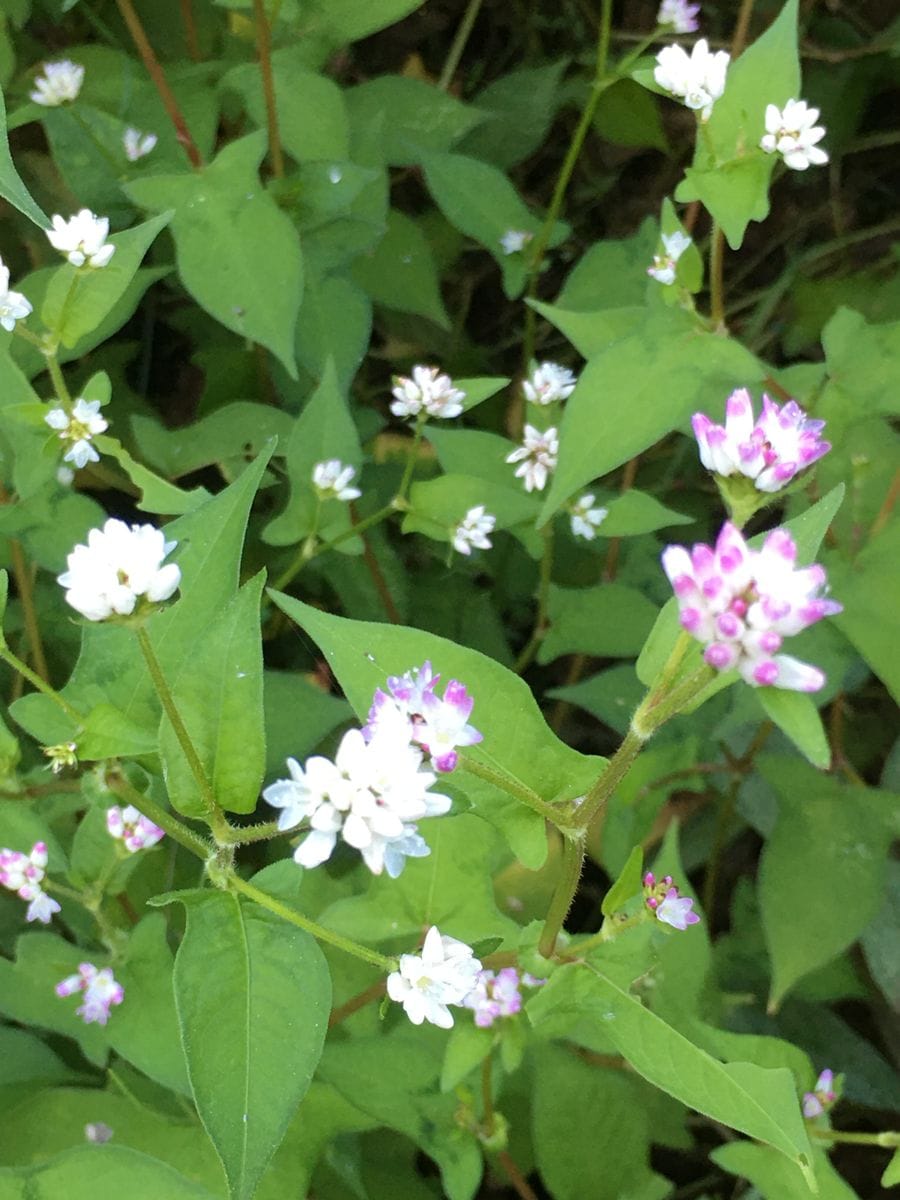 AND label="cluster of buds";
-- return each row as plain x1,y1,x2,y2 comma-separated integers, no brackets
387,926,483,1028
0,256,32,333
47,210,115,269
391,366,465,421
56,963,124,1025
0,841,60,925
522,362,577,407
648,230,692,286
693,390,830,497
463,968,545,1028
106,805,165,854
663,523,841,692
654,39,729,121
453,505,496,556
311,459,361,503
59,518,181,622
265,663,481,878
43,741,78,775
643,872,700,931
802,1068,839,1118
44,398,108,470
